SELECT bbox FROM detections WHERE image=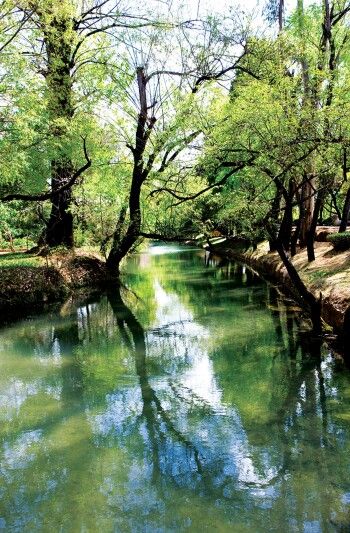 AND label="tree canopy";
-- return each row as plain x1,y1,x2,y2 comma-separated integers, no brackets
1,0,350,310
